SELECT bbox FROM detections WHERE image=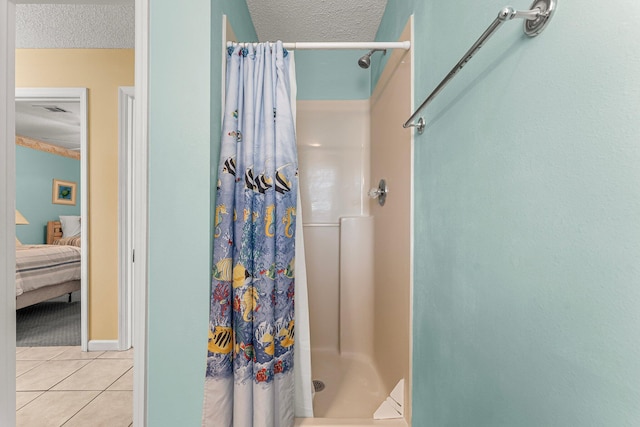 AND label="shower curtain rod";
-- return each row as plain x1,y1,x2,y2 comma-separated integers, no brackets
227,41,411,50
